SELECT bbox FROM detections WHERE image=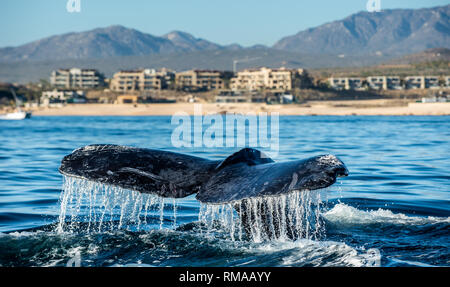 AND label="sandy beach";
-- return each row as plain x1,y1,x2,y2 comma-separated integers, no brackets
31,100,450,116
